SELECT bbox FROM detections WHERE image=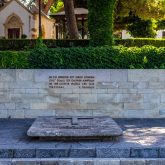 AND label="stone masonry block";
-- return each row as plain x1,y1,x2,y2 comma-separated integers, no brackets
0,110,8,118
48,89,72,94
97,94,115,103
61,94,79,104
73,88,92,94
72,159,94,165
92,89,108,94
36,149,69,158
24,110,54,118
0,70,16,82
159,109,165,116
49,103,87,110
55,109,92,117
69,148,96,158
13,89,26,94
146,159,165,165
16,69,34,81
13,149,36,158
98,94,143,103
87,103,123,111
93,109,122,118
161,94,165,103
124,103,158,110
0,103,5,109
0,149,13,158
128,70,165,82
0,160,11,165
96,82,119,89
8,110,25,118
40,159,59,165
120,159,146,165
148,82,165,89
80,94,97,104
110,70,128,82
96,148,130,158
94,158,120,165
5,103,15,110
160,148,165,158
123,110,159,118
131,148,159,158
46,95,60,104
12,159,40,165
144,94,160,103
118,82,134,89
16,103,30,110
30,103,48,110
108,89,137,94
25,89,39,94
134,82,149,89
